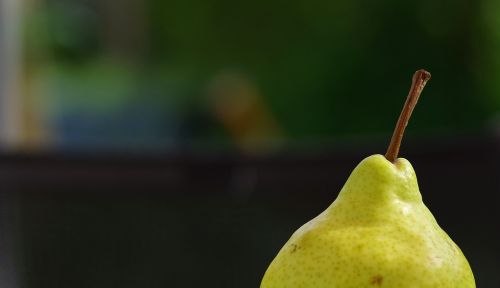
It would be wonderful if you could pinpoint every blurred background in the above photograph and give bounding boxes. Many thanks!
[0,0,499,287]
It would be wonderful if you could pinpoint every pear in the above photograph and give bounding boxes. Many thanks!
[261,70,475,287]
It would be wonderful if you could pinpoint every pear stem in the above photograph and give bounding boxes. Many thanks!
[385,69,431,162]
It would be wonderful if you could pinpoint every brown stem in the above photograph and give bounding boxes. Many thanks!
[385,69,431,162]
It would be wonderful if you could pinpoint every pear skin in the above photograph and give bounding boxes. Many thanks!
[261,155,475,287]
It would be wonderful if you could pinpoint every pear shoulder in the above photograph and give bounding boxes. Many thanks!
[351,155,416,187]
[336,154,422,203]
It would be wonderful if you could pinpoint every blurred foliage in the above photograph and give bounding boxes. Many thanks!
[148,0,497,137]
[23,0,500,151]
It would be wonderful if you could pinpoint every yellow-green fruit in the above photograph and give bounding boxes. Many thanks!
[261,155,475,287]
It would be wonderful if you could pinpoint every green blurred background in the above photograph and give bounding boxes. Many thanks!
[0,0,499,287]
[7,0,499,151]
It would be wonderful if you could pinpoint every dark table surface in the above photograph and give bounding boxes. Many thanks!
[0,134,498,287]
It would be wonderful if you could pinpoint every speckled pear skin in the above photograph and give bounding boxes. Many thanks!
[261,154,475,287]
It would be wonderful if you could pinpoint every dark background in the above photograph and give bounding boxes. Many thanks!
[0,0,499,287]
[0,137,498,287]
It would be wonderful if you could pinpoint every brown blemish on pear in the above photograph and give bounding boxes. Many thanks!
[370,275,383,286]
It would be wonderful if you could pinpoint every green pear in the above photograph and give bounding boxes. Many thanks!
[261,154,475,287]
[261,70,475,287]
